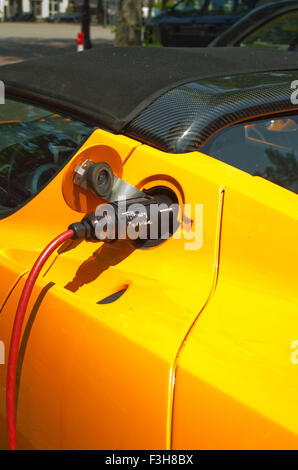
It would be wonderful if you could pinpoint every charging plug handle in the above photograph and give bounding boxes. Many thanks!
[68,189,179,247]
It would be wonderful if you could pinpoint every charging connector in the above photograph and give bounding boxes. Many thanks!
[68,190,179,247]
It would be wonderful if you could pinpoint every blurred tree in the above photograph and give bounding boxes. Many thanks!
[115,0,142,46]
[16,0,22,15]
[97,0,104,24]
[82,0,92,49]
[147,0,154,19]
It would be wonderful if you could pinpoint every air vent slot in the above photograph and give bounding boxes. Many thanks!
[97,286,128,304]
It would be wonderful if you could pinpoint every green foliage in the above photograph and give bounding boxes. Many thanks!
[154,1,174,9]
[130,21,142,33]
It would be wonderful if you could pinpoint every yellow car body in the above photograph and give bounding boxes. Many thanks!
[0,47,298,449]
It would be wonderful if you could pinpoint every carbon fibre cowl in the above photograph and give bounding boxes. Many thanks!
[126,71,298,153]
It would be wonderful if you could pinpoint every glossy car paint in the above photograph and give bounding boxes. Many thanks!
[172,152,298,449]
[0,122,297,449]
[0,128,222,449]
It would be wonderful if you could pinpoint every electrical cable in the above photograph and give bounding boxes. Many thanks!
[6,229,74,450]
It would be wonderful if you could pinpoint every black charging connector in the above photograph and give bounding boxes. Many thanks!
[72,159,180,247]
[68,188,179,247]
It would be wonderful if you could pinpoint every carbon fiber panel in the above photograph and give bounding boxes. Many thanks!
[126,71,298,153]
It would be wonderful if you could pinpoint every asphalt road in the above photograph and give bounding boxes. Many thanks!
[0,22,115,66]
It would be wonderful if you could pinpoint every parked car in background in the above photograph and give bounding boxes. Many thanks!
[210,0,298,49]
[7,12,35,22]
[46,12,81,23]
[144,0,260,46]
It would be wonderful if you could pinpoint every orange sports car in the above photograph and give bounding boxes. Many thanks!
[0,47,298,450]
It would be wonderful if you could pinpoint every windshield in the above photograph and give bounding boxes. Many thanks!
[201,115,298,194]
[0,98,91,219]
[239,9,298,50]
[172,0,253,15]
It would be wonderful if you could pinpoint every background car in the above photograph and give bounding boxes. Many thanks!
[0,47,298,450]
[144,0,260,46]
[211,0,298,49]
[46,12,81,23]
[7,12,36,22]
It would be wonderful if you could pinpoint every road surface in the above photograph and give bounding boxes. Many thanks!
[0,22,115,66]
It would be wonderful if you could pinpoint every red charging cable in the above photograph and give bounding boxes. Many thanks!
[6,229,74,450]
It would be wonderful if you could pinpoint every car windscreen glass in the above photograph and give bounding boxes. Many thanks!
[0,98,91,219]
[172,0,206,15]
[201,115,298,194]
[236,0,256,13]
[172,0,248,15]
[239,10,298,50]
[206,0,251,14]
